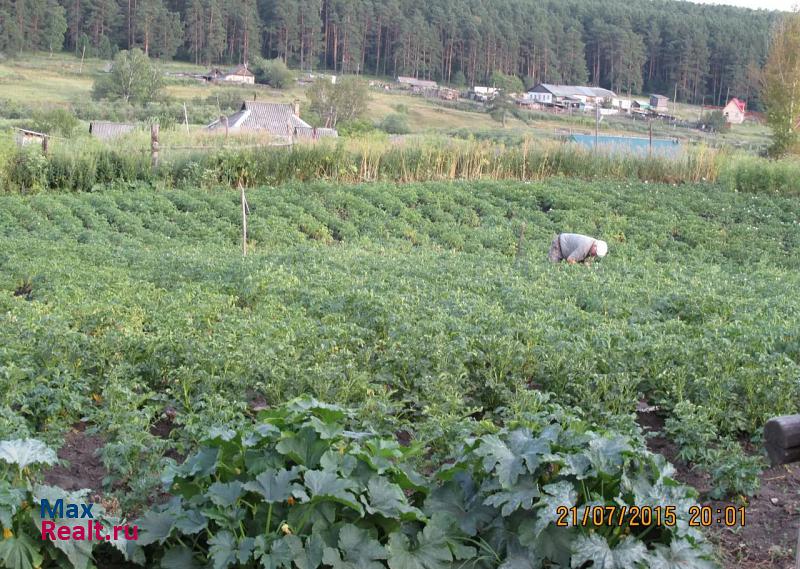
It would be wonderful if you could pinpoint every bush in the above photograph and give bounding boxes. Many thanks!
[252,57,294,89]
[31,108,79,138]
[379,113,411,134]
[337,118,376,136]
[698,110,728,133]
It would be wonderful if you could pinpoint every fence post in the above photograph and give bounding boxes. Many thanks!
[151,123,160,170]
[649,122,653,157]
[41,136,48,156]
[240,181,248,257]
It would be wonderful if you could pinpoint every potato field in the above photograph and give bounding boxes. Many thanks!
[1,179,799,568]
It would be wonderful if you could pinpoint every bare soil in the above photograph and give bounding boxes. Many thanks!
[638,410,800,569]
[43,422,107,494]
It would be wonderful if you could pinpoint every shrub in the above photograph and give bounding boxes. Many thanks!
[337,118,376,136]
[379,114,411,135]
[698,110,728,133]
[30,108,79,138]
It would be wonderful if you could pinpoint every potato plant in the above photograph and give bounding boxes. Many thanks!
[0,178,798,525]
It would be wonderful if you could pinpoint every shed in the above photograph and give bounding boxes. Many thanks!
[89,121,136,141]
[649,94,669,111]
[14,128,47,147]
[397,76,438,89]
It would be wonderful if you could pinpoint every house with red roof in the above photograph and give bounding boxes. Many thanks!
[723,98,746,124]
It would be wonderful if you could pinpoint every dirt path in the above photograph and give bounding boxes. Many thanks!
[638,410,800,569]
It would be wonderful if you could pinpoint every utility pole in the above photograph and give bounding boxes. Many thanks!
[673,82,678,115]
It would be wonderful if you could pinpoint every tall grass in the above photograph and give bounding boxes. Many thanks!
[0,134,797,195]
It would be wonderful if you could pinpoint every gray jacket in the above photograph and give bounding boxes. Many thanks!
[549,233,595,263]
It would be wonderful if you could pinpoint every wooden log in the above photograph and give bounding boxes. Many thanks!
[765,444,800,466]
[765,415,800,465]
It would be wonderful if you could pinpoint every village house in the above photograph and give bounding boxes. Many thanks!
[206,101,337,141]
[89,121,136,141]
[204,64,255,85]
[722,98,746,124]
[525,84,616,108]
[649,94,669,111]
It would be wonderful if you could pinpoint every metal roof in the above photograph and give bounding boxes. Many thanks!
[226,64,254,77]
[207,102,311,136]
[89,121,136,141]
[530,84,616,98]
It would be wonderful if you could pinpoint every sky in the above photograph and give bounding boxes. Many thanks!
[689,0,794,10]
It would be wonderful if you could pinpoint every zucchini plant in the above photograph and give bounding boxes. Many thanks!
[135,398,716,569]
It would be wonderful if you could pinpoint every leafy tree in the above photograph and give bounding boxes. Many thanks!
[41,0,67,55]
[307,76,369,127]
[92,48,165,105]
[762,11,800,156]
[251,56,294,88]
[490,71,524,94]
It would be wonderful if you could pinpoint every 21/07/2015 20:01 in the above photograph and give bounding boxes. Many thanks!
[555,505,746,527]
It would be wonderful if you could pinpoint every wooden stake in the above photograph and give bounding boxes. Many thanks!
[183,103,190,135]
[79,45,86,74]
[515,221,526,266]
[41,136,48,156]
[150,123,160,170]
[240,182,248,256]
